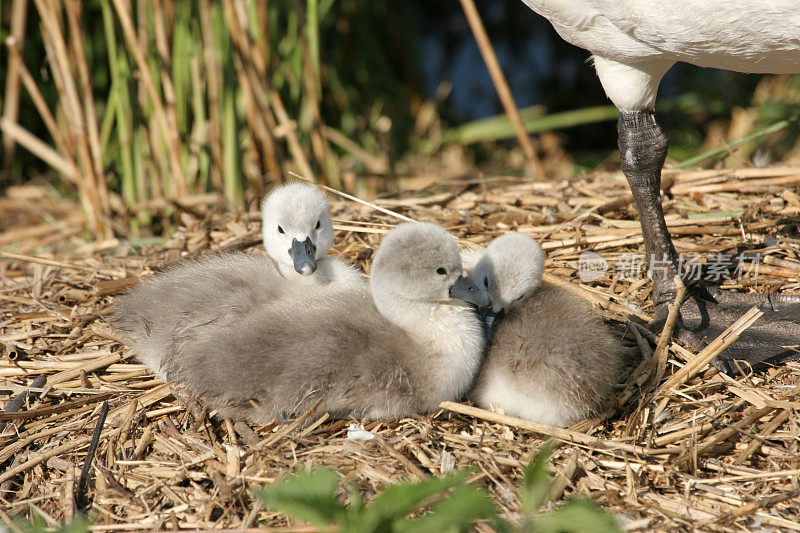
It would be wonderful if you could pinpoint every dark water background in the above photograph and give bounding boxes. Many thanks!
[415,1,769,160]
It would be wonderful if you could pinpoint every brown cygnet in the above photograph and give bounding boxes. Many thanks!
[468,233,625,426]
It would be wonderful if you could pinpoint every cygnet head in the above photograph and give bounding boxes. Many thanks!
[472,233,545,313]
[261,183,334,276]
[371,222,490,311]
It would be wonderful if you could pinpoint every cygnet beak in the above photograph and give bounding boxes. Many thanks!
[478,306,503,328]
[291,237,317,276]
[449,275,490,307]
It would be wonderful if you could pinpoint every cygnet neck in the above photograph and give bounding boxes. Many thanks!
[371,279,434,330]
[371,279,484,401]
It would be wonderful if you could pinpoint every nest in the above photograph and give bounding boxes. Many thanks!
[2,166,800,531]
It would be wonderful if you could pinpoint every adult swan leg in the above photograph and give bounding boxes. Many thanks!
[513,0,800,373]
[618,109,800,374]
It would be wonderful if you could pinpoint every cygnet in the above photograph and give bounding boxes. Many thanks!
[112,183,362,379]
[113,222,490,422]
[468,233,626,427]
[261,182,363,286]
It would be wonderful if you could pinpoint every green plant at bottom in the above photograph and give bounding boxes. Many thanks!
[13,510,91,533]
[257,446,621,533]
[6,449,621,532]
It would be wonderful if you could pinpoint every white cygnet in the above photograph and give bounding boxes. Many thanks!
[261,182,363,286]
[111,183,363,380]
[112,222,490,422]
[468,233,626,427]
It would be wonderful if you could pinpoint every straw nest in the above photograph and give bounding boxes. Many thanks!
[2,166,800,532]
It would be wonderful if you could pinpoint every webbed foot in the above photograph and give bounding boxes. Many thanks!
[653,287,800,374]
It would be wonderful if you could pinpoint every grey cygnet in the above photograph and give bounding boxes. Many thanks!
[469,233,625,426]
[113,222,490,422]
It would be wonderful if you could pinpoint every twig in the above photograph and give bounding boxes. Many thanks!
[288,171,415,222]
[0,434,94,485]
[133,424,154,459]
[651,276,686,385]
[46,352,126,386]
[547,452,578,503]
[74,401,110,511]
[674,406,774,468]
[439,401,678,456]
[0,375,46,432]
[1,251,127,277]
[0,392,112,421]
[374,436,429,480]
[458,0,544,179]
[257,398,324,448]
[713,489,800,524]
[733,408,790,465]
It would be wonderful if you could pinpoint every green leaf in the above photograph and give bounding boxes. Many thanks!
[352,470,472,532]
[520,445,554,517]
[256,468,348,527]
[394,484,498,533]
[16,512,92,533]
[58,514,93,533]
[530,498,622,533]
[371,469,470,518]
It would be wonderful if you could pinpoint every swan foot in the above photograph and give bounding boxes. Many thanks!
[652,287,800,375]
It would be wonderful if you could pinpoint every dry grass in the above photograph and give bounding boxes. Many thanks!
[2,165,800,531]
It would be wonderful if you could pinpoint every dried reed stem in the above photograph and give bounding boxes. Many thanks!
[439,401,677,456]
[0,119,76,181]
[1,251,127,277]
[1,0,29,171]
[223,0,289,182]
[32,0,108,235]
[197,0,225,191]
[6,42,72,158]
[65,0,109,217]
[0,375,46,433]
[651,275,686,385]
[458,0,544,179]
[110,0,187,196]
[289,172,415,222]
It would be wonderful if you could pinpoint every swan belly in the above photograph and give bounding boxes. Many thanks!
[522,0,800,73]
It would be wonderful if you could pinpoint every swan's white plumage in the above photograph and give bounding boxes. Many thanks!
[521,0,800,109]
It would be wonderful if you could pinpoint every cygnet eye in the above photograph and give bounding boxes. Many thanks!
[315,220,321,230]
[278,226,285,234]
[483,276,489,288]
[436,267,447,275]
